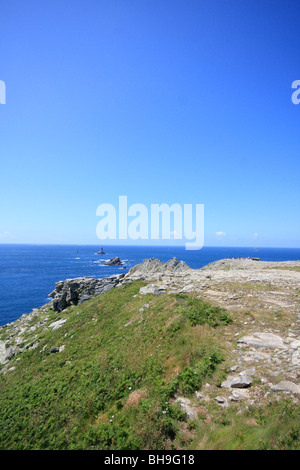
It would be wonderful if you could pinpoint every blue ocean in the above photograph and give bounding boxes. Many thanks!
[0,244,299,326]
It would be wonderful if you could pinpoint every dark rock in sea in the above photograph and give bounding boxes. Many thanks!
[104,257,123,266]
[97,248,105,254]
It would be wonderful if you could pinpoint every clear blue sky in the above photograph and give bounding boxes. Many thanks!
[0,0,299,247]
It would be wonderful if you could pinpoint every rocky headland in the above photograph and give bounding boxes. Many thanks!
[1,256,300,449]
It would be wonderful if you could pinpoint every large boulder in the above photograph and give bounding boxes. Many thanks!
[237,332,285,349]
[271,381,300,394]
[0,341,6,365]
[0,341,18,365]
[221,375,253,389]
[49,274,125,312]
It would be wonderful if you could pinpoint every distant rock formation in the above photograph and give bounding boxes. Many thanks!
[104,257,123,266]
[97,248,105,254]
[125,257,190,280]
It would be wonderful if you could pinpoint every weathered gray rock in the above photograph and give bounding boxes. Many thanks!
[0,341,6,364]
[238,332,285,349]
[139,285,166,295]
[0,363,9,374]
[5,346,16,361]
[215,396,226,403]
[0,341,18,364]
[126,257,190,280]
[19,340,38,353]
[175,397,197,420]
[271,381,300,394]
[49,319,67,331]
[49,274,125,312]
[291,350,300,366]
[229,391,243,401]
[239,368,256,377]
[221,375,253,389]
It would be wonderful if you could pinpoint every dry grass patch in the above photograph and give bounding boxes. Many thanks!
[268,266,300,272]
[125,389,148,409]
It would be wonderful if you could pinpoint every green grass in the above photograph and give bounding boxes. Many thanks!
[191,399,300,450]
[268,266,300,272]
[175,294,232,327]
[0,282,229,450]
[221,282,275,291]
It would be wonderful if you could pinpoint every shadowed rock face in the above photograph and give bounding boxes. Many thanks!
[48,274,125,312]
[48,257,190,312]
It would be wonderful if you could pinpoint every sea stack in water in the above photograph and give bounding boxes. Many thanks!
[97,248,105,254]
[104,257,123,266]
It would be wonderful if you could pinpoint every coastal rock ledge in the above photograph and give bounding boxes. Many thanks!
[49,274,125,312]
[48,257,189,312]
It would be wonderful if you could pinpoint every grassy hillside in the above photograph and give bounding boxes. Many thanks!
[0,280,299,450]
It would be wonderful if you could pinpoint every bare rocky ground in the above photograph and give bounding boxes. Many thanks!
[125,257,300,409]
[1,257,300,412]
